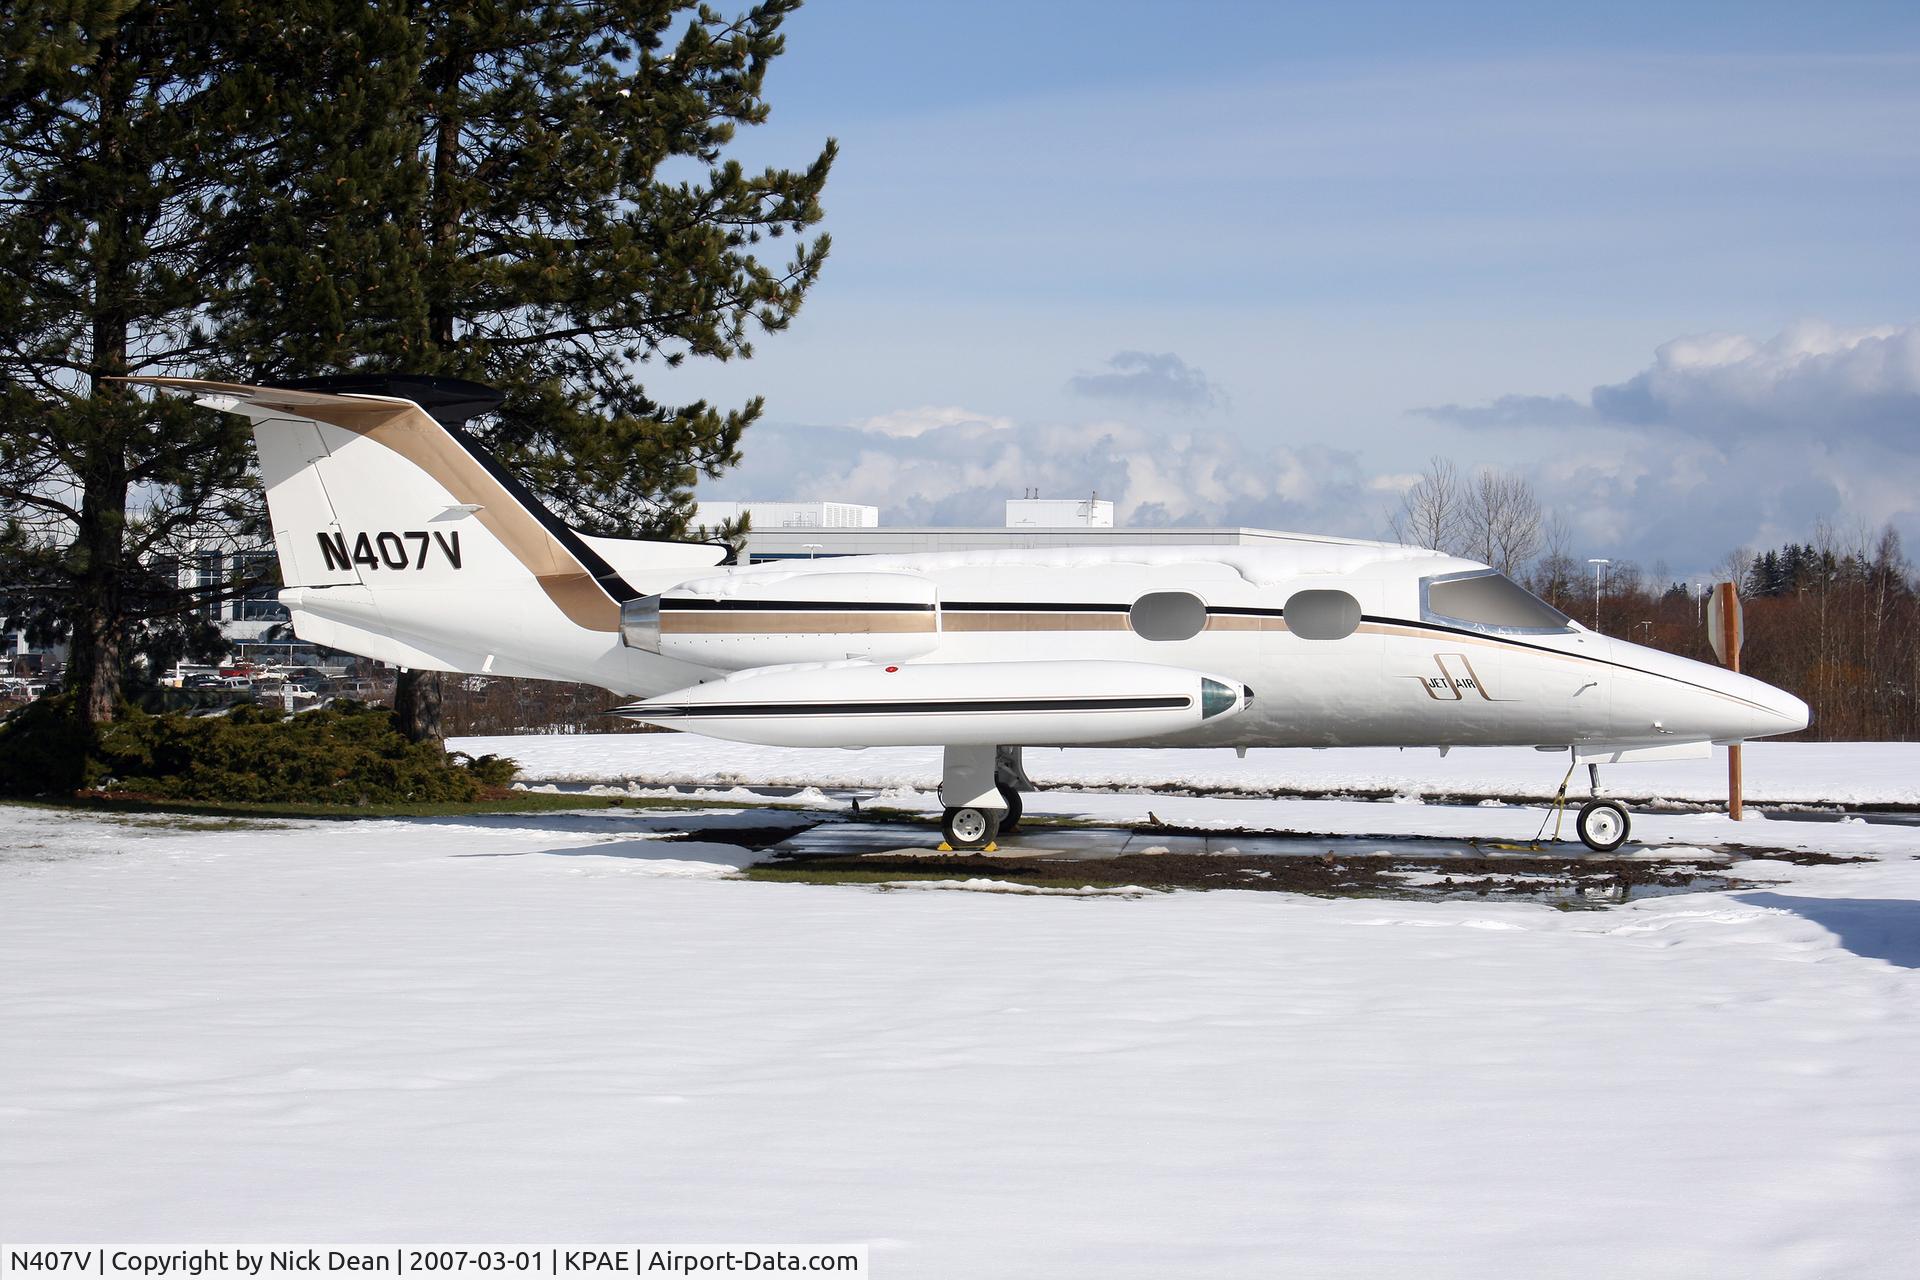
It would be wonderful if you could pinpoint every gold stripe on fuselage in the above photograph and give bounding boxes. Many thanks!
[661,610,937,635]
[940,612,1131,632]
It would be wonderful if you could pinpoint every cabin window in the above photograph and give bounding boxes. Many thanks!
[1423,571,1571,632]
[1286,589,1362,640]
[1129,591,1206,641]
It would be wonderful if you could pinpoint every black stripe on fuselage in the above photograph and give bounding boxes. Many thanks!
[621,694,1193,719]
[941,601,1289,617]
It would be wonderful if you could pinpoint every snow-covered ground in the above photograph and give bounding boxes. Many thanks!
[450,735,1920,807]
[4,792,1919,1277]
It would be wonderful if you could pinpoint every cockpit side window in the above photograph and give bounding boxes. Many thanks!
[1423,571,1571,633]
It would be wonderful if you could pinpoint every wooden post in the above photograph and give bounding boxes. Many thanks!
[1716,583,1744,821]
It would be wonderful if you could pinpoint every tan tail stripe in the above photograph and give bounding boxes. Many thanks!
[123,377,620,633]
[300,402,617,632]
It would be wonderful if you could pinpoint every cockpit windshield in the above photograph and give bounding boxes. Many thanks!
[1423,571,1572,633]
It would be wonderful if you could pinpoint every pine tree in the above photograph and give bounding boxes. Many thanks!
[0,1,279,726]
[1746,550,1782,597]
[225,0,835,741]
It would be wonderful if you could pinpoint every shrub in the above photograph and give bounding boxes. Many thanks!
[0,699,519,804]
[0,694,95,795]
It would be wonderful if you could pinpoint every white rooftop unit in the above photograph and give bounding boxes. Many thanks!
[695,500,879,530]
[1005,496,1114,528]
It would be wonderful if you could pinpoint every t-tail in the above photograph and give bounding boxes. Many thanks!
[122,375,726,692]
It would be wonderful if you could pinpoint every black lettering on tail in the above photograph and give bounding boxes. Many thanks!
[317,531,352,572]
[432,531,463,569]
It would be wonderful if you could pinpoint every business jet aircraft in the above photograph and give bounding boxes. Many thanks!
[128,374,1810,852]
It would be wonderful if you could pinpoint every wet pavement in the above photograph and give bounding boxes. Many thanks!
[770,820,1727,862]
[751,819,1790,906]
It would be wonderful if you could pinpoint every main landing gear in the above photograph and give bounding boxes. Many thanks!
[938,745,1032,851]
[1571,761,1632,853]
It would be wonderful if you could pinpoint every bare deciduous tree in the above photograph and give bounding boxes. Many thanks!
[1462,467,1543,574]
[1716,546,1755,593]
[1388,456,1463,552]
[1525,512,1584,612]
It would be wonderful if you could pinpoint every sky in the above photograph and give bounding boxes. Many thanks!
[650,0,1920,576]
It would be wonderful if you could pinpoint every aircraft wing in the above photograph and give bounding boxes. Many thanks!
[611,659,1253,747]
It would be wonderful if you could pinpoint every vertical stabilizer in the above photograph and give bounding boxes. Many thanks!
[118,377,724,687]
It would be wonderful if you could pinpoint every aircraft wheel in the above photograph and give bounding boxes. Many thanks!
[997,785,1024,833]
[1575,799,1631,853]
[942,805,1001,851]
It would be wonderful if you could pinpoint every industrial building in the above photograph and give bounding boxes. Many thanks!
[713,494,1319,563]
[693,499,878,530]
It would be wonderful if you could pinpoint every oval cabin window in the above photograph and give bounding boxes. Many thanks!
[1129,591,1206,641]
[1286,589,1361,640]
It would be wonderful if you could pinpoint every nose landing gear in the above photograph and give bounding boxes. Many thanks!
[1520,757,1635,852]
[1575,797,1631,852]
[1571,760,1632,852]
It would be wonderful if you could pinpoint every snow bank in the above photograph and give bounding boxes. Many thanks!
[4,800,1919,1277]
[451,735,1920,807]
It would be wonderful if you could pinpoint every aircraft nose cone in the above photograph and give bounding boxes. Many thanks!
[1719,669,1809,739]
[1605,638,1808,742]
[1760,683,1811,734]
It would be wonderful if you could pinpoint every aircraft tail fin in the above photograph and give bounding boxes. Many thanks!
[118,376,725,675]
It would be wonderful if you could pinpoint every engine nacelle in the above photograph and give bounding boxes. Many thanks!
[610,658,1254,748]
[621,571,941,671]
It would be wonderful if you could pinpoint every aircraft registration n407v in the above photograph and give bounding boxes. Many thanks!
[125,374,1810,852]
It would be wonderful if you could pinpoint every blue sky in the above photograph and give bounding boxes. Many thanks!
[656,1,1920,574]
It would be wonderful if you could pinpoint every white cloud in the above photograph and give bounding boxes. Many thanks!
[1420,320,1920,444]
[707,412,1378,535]
[703,322,1920,575]
[849,406,1014,438]
[1367,472,1423,494]
[1587,320,1920,441]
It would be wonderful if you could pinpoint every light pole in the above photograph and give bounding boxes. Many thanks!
[1587,558,1610,631]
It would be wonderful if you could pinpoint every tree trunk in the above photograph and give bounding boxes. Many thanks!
[388,41,466,749]
[69,32,131,728]
[67,456,128,726]
[394,668,444,744]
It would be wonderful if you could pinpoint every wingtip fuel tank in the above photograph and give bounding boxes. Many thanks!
[611,659,1253,748]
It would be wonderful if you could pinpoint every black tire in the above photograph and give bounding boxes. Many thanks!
[1576,799,1631,852]
[997,784,1023,833]
[942,805,1001,851]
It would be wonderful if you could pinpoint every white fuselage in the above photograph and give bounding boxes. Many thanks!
[137,376,1808,760]
[607,539,1808,751]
